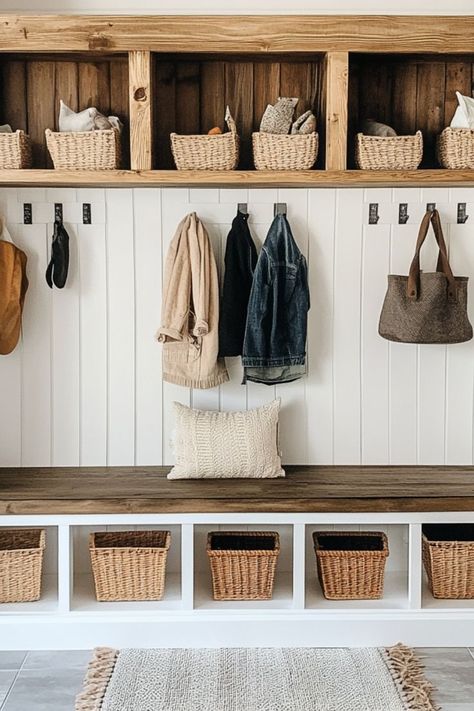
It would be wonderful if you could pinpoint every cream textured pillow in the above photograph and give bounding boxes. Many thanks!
[168,399,285,479]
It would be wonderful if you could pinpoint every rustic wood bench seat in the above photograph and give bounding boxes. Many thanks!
[1,465,474,514]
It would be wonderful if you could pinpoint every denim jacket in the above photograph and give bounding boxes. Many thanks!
[242,214,310,384]
[219,211,258,357]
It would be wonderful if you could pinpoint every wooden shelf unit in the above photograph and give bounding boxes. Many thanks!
[1,15,474,184]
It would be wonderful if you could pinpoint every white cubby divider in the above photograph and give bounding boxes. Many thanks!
[1,513,474,649]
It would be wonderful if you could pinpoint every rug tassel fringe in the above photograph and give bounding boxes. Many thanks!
[383,643,441,711]
[75,647,118,711]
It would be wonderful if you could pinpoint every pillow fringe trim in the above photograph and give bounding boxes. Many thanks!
[382,643,440,711]
[75,647,119,711]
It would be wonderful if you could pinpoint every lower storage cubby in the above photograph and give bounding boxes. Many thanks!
[70,524,182,611]
[0,526,58,613]
[193,524,294,610]
[422,523,474,609]
[305,524,410,610]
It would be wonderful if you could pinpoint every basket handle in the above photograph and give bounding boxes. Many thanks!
[225,106,237,135]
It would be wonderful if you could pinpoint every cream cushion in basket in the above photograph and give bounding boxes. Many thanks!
[168,399,285,479]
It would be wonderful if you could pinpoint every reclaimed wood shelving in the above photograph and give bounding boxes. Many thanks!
[1,14,474,186]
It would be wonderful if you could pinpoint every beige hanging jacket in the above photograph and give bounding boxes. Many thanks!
[156,212,229,389]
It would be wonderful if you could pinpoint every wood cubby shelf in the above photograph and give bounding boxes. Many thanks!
[1,15,474,184]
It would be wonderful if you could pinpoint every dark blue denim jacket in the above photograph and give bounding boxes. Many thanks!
[242,214,309,372]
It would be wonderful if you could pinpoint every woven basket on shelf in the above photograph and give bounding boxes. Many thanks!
[90,530,171,602]
[252,132,318,170]
[355,130,423,170]
[422,524,474,599]
[0,529,45,603]
[0,130,32,169]
[313,531,389,600]
[171,108,239,170]
[45,128,121,170]
[207,531,280,601]
[437,127,474,169]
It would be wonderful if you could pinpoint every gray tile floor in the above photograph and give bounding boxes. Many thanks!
[0,648,473,710]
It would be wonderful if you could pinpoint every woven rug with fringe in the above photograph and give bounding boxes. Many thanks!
[76,644,439,711]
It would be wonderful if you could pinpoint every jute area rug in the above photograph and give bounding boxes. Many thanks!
[76,644,438,711]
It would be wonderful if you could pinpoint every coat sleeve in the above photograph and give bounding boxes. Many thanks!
[188,215,215,337]
[156,215,192,342]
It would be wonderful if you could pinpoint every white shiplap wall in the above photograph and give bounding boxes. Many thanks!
[1,186,474,468]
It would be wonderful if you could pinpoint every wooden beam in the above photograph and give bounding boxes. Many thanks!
[323,52,348,171]
[2,15,474,53]
[129,50,153,170]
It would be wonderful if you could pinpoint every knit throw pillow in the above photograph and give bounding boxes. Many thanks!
[168,399,285,479]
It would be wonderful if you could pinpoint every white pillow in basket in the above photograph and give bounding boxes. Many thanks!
[168,399,285,479]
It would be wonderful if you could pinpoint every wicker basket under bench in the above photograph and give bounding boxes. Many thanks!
[423,524,474,599]
[313,531,389,600]
[207,531,280,601]
[90,530,171,601]
[0,529,45,603]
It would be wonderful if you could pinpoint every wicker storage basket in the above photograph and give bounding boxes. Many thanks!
[0,529,45,603]
[437,127,474,169]
[0,130,32,169]
[423,524,474,599]
[313,531,389,600]
[45,128,121,170]
[171,108,239,170]
[207,531,280,601]
[355,130,423,170]
[252,132,318,170]
[90,530,171,602]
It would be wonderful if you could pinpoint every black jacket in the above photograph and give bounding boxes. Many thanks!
[219,211,258,357]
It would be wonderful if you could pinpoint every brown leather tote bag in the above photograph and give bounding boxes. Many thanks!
[379,209,472,344]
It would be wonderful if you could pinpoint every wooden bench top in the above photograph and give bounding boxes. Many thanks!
[1,466,474,514]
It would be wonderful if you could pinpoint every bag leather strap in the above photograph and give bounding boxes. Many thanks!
[407,209,457,302]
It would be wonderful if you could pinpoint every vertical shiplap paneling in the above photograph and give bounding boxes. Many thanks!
[306,189,335,464]
[276,188,308,464]
[161,188,191,465]
[389,222,418,464]
[2,186,474,468]
[134,188,163,465]
[14,223,52,466]
[106,189,135,465]
[360,190,391,464]
[77,189,107,466]
[417,201,450,465]
[332,189,364,463]
[388,190,421,464]
[50,190,81,466]
[444,198,474,464]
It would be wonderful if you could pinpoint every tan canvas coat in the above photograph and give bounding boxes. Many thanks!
[156,212,228,389]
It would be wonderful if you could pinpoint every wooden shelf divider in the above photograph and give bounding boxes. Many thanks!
[129,50,153,171]
[322,51,349,171]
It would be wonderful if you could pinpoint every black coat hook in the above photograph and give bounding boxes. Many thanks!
[398,203,409,225]
[237,203,248,215]
[457,203,469,224]
[368,203,379,225]
[274,203,287,216]
[54,203,63,222]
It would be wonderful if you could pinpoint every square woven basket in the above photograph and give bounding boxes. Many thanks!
[423,524,474,599]
[90,530,171,602]
[355,131,423,170]
[0,130,32,169]
[313,531,389,600]
[45,128,121,170]
[252,132,318,170]
[0,529,45,603]
[207,531,280,601]
[437,127,474,169]
[171,110,239,170]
